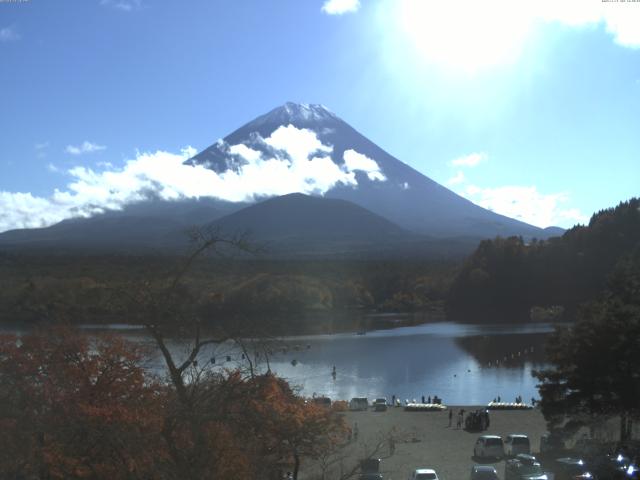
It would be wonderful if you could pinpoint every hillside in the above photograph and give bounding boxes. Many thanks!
[446,198,640,322]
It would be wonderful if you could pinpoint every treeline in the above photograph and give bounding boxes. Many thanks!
[446,198,640,322]
[0,253,455,330]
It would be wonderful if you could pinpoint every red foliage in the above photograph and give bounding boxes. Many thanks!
[0,328,346,479]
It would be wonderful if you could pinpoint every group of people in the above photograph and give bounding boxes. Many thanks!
[491,395,536,405]
[389,394,442,406]
[420,394,441,404]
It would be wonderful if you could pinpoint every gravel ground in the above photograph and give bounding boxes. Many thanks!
[301,405,548,480]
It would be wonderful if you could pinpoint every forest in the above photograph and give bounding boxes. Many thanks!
[1,197,638,330]
[0,251,453,333]
[446,198,640,322]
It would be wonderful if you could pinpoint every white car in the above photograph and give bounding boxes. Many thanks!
[474,435,505,459]
[504,434,531,456]
[408,468,439,480]
[372,398,388,412]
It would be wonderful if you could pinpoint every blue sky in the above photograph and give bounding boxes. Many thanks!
[1,0,639,231]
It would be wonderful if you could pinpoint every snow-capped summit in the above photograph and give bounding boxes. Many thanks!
[232,102,339,137]
[256,102,337,125]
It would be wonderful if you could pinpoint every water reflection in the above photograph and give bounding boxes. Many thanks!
[3,321,557,406]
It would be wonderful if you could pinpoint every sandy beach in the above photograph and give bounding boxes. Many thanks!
[302,405,548,480]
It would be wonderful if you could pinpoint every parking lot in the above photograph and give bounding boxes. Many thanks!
[301,405,549,480]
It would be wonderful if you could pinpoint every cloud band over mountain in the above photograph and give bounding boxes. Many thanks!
[0,126,385,233]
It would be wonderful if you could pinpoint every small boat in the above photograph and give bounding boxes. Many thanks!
[404,403,448,412]
[486,402,533,410]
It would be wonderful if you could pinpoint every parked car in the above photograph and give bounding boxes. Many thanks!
[540,432,565,455]
[504,454,547,480]
[372,398,388,412]
[408,468,439,480]
[572,437,601,457]
[474,435,505,459]
[360,458,381,474]
[505,434,531,456]
[548,457,594,480]
[312,396,331,408]
[470,465,499,480]
[590,454,639,479]
[350,397,369,411]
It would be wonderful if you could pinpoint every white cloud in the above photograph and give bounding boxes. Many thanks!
[462,184,588,228]
[450,152,487,168]
[447,170,466,185]
[100,0,142,12]
[65,141,107,155]
[35,142,49,159]
[322,0,360,15]
[444,151,586,228]
[343,149,386,181]
[393,0,640,73]
[47,163,60,173]
[0,26,20,42]
[0,126,387,233]
[533,0,640,49]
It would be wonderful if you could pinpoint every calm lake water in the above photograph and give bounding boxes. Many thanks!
[59,320,555,406]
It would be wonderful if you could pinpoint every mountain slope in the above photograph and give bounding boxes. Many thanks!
[188,102,557,239]
[0,198,245,253]
[209,193,485,258]
[211,192,406,241]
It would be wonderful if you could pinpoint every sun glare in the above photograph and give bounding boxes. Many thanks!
[398,0,533,73]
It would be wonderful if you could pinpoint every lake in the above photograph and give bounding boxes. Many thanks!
[85,320,556,406]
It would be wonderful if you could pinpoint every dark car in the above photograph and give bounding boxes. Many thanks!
[312,396,332,408]
[471,465,499,480]
[540,432,565,455]
[360,458,381,474]
[590,454,639,479]
[549,457,594,480]
[504,454,548,480]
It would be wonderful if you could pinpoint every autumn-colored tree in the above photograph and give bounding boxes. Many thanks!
[0,326,165,480]
[232,374,348,479]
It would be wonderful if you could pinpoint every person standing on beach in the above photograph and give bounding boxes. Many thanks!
[353,422,359,440]
[448,409,453,427]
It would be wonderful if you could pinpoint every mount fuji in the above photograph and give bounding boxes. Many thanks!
[0,102,560,255]
[187,102,552,239]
